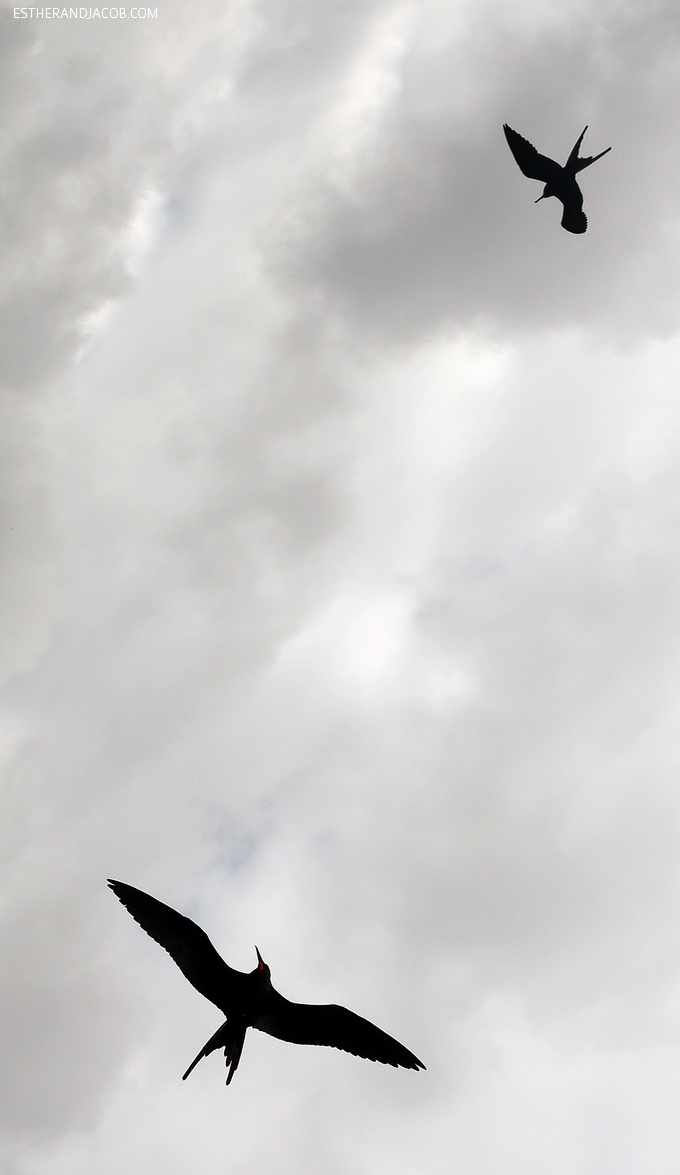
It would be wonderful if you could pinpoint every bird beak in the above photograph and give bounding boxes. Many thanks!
[255,946,264,970]
[535,194,546,203]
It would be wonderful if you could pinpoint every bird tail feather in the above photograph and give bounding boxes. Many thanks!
[225,1029,246,1085]
[573,146,612,173]
[182,1020,233,1081]
[566,126,589,169]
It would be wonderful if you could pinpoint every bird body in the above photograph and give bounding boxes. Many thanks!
[108,879,425,1085]
[503,123,611,233]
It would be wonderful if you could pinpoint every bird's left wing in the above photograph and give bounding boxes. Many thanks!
[503,124,561,183]
[254,994,425,1070]
[108,880,247,1015]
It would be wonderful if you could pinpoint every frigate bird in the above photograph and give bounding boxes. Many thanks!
[503,123,611,233]
[108,880,425,1085]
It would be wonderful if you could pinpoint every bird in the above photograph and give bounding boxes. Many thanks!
[108,879,425,1086]
[503,123,611,233]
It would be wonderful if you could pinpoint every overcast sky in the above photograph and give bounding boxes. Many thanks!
[2,0,680,1171]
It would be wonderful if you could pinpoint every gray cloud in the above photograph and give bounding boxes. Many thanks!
[2,1,680,1172]
[278,0,680,345]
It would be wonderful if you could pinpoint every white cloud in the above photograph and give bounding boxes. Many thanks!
[2,1,680,1172]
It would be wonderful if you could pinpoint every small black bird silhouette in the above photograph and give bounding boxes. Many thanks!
[108,880,425,1085]
[503,124,611,233]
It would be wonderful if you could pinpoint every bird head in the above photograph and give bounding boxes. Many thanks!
[254,946,271,982]
[535,185,552,202]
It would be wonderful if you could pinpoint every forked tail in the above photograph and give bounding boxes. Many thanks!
[182,1020,248,1085]
[574,144,611,173]
[566,125,612,174]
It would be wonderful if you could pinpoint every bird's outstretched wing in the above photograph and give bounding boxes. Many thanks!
[560,204,588,234]
[108,880,247,1015]
[254,995,426,1070]
[503,124,561,183]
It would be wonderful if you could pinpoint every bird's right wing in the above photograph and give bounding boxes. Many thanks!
[254,994,425,1070]
[560,204,588,234]
[108,880,247,1015]
[503,125,561,183]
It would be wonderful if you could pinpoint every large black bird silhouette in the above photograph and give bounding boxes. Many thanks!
[503,124,611,233]
[108,880,425,1085]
